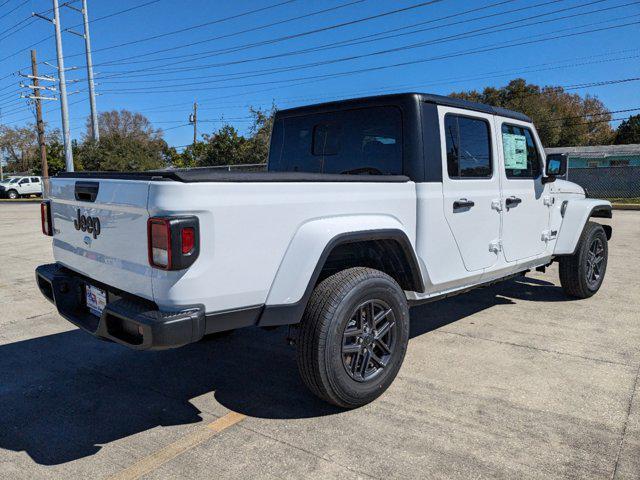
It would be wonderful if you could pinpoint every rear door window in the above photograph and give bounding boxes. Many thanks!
[31,177,40,183]
[270,106,403,175]
[444,114,492,179]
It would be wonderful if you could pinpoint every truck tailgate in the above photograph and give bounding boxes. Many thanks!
[48,178,153,300]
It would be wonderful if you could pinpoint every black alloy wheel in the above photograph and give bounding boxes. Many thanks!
[341,299,397,382]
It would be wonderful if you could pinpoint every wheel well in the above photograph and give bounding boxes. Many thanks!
[317,238,423,293]
[599,224,612,240]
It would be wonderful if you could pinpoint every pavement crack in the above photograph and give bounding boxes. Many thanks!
[436,330,633,368]
[611,363,640,479]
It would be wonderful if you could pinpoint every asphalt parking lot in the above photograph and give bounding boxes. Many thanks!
[0,202,638,479]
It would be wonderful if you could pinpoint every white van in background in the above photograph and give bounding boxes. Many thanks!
[0,176,43,199]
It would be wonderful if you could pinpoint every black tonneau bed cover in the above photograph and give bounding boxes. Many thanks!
[55,170,410,183]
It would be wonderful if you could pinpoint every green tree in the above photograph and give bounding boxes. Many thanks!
[450,79,614,147]
[0,124,38,173]
[614,115,640,144]
[75,110,170,171]
[198,125,247,167]
[241,105,275,165]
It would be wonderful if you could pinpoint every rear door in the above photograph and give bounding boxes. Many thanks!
[30,177,42,194]
[439,107,501,272]
[48,178,153,300]
[495,118,551,262]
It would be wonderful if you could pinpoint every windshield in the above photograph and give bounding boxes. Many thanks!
[8,178,19,184]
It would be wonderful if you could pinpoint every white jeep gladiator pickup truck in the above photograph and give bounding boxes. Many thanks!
[36,93,612,408]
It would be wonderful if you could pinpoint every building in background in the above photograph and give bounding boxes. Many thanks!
[545,144,640,200]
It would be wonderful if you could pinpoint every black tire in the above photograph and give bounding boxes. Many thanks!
[7,190,18,200]
[296,267,410,408]
[559,221,608,299]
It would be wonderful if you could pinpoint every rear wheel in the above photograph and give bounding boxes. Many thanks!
[559,221,608,299]
[296,267,409,408]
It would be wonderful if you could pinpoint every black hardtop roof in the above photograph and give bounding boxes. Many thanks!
[277,92,532,123]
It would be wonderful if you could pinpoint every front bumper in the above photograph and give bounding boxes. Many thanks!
[35,263,205,350]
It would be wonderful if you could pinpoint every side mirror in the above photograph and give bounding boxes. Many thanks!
[543,153,567,183]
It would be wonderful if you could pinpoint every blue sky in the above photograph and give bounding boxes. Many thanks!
[1,0,639,149]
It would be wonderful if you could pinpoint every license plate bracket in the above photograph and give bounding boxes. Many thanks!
[85,284,107,317]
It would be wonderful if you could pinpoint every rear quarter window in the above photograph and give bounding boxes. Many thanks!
[269,106,403,175]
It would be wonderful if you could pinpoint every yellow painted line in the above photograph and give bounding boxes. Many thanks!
[107,411,246,480]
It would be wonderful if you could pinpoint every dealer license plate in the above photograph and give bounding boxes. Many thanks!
[86,284,107,317]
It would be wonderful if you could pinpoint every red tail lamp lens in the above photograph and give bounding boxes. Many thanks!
[181,227,195,254]
[41,201,52,236]
[148,219,171,269]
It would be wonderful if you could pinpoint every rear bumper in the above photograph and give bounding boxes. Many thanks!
[35,263,206,350]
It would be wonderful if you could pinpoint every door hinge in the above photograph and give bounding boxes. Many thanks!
[489,240,503,253]
[543,196,555,207]
[491,199,503,212]
[541,229,558,242]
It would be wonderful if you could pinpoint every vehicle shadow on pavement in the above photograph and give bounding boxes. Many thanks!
[0,276,566,465]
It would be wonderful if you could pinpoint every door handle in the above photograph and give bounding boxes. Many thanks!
[453,199,475,210]
[505,196,522,208]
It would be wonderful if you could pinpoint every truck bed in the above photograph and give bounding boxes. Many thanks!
[56,169,410,183]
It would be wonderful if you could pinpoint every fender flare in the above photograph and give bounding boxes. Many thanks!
[554,199,612,255]
[258,223,423,327]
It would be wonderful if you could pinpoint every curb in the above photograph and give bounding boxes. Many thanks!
[612,204,640,211]
[0,198,42,204]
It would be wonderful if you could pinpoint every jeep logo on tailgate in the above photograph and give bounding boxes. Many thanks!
[74,209,101,239]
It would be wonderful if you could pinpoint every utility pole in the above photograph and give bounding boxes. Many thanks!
[64,0,99,141]
[42,0,74,172]
[189,101,198,146]
[30,50,49,178]
[18,55,57,178]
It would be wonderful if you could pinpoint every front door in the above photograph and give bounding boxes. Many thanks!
[495,119,550,262]
[18,177,31,194]
[439,107,501,272]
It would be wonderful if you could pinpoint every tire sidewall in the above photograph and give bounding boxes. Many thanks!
[324,275,409,405]
[578,224,608,295]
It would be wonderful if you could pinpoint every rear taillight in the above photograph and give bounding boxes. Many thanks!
[41,201,53,236]
[148,218,171,269]
[147,216,199,270]
[181,227,195,254]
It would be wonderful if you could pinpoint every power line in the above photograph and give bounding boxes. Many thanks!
[97,0,519,71]
[98,17,640,95]
[92,0,442,70]
[45,0,364,62]
[0,0,158,68]
[0,0,28,22]
[95,0,633,86]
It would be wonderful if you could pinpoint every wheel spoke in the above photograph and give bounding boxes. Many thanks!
[373,308,392,326]
[343,343,361,354]
[359,349,371,377]
[369,350,387,368]
[366,302,375,329]
[343,328,363,338]
[375,320,395,340]
[587,264,594,281]
[351,350,362,374]
[375,338,392,355]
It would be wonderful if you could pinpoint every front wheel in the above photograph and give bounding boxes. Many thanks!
[7,190,19,200]
[296,267,410,408]
[559,221,608,299]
